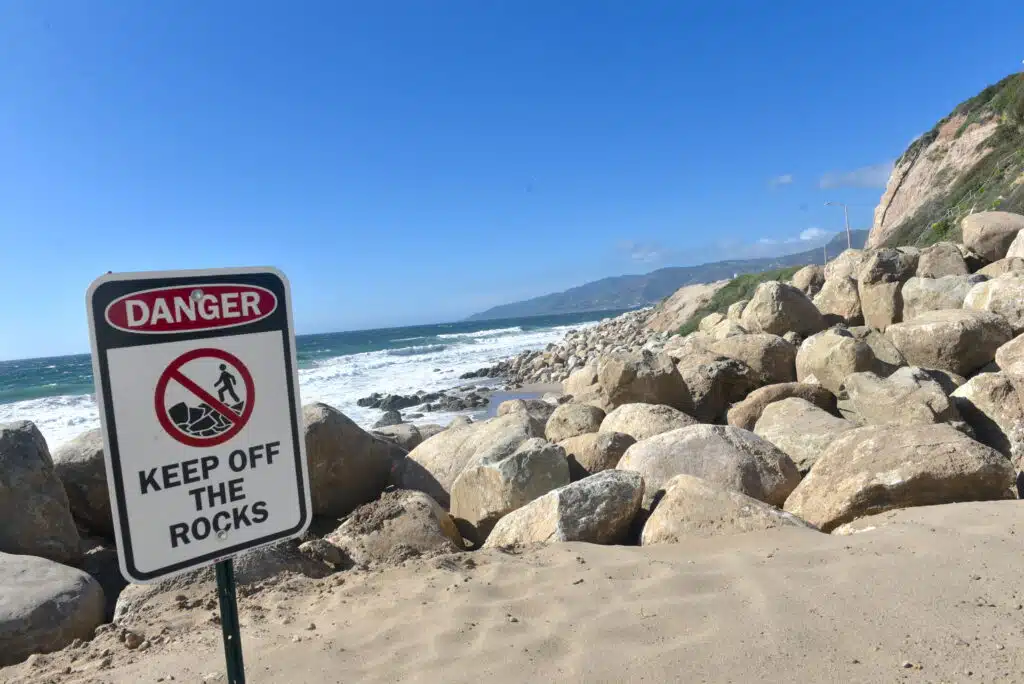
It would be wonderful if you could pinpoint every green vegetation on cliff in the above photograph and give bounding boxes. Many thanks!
[676,265,803,336]
[885,73,1024,248]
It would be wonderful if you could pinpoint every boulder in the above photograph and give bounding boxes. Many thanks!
[812,276,863,326]
[842,366,962,429]
[303,403,406,518]
[739,281,826,337]
[496,398,556,425]
[372,423,443,452]
[597,351,692,413]
[782,331,803,346]
[795,328,879,395]
[783,423,1015,532]
[963,273,1024,334]
[753,398,856,473]
[544,403,605,443]
[846,326,906,374]
[674,349,760,423]
[326,490,464,566]
[995,335,1024,370]
[705,319,748,340]
[372,410,404,428]
[916,241,969,277]
[961,211,1024,262]
[400,411,542,508]
[952,373,1024,463]
[977,257,1024,278]
[900,275,980,321]
[640,474,815,545]
[727,299,749,322]
[727,382,839,431]
[791,265,826,297]
[0,421,81,564]
[616,424,800,508]
[600,403,699,441]
[79,537,126,622]
[450,438,570,545]
[884,309,1013,377]
[707,333,797,385]
[0,552,105,666]
[856,248,918,330]
[698,312,726,332]
[824,249,866,281]
[558,431,635,480]
[563,364,599,398]
[448,416,474,429]
[482,470,644,548]
[51,428,112,539]
[1007,230,1024,259]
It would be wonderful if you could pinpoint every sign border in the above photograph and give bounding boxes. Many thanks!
[87,266,311,584]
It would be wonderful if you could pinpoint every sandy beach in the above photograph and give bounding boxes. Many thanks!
[8,500,1024,684]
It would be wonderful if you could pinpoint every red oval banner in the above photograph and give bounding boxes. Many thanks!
[104,284,278,334]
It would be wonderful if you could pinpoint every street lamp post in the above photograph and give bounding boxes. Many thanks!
[825,201,852,250]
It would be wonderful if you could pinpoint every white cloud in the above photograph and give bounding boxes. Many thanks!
[819,161,894,189]
[799,227,828,241]
[769,174,794,188]
[617,240,668,263]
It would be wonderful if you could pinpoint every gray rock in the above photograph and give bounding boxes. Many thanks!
[784,423,1015,532]
[842,366,963,429]
[900,275,977,321]
[916,241,969,278]
[51,428,112,539]
[558,431,636,481]
[496,398,557,425]
[640,474,815,545]
[674,349,760,423]
[617,424,800,508]
[885,309,1014,377]
[482,470,644,548]
[544,403,605,443]
[80,537,126,622]
[0,552,105,666]
[995,335,1024,370]
[791,265,826,297]
[0,421,81,564]
[977,257,1024,278]
[856,248,918,330]
[824,249,867,281]
[372,410,404,428]
[727,382,838,431]
[962,211,1024,262]
[600,403,699,441]
[753,397,856,473]
[597,350,692,413]
[812,276,863,326]
[795,328,879,395]
[707,333,797,385]
[963,273,1024,334]
[372,423,438,452]
[846,326,906,375]
[951,373,1024,464]
[740,281,826,337]
[303,403,406,518]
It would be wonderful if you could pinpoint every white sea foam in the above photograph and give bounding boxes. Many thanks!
[0,321,598,452]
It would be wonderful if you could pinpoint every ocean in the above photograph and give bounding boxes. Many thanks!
[0,309,631,452]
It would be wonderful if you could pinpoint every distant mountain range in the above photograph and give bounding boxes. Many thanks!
[467,230,868,321]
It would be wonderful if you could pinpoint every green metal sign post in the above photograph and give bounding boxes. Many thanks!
[216,559,246,684]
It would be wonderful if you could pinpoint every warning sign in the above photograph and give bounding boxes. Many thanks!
[86,268,311,583]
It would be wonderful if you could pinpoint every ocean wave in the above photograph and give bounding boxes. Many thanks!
[392,336,426,342]
[436,326,523,340]
[386,344,449,357]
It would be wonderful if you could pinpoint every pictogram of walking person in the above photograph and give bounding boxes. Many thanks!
[215,364,242,405]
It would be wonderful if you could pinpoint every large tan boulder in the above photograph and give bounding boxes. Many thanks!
[544,403,604,443]
[698,312,726,332]
[705,319,748,340]
[707,333,797,385]
[640,475,815,545]
[558,431,635,480]
[916,241,969,277]
[450,438,570,545]
[1007,230,1024,259]
[727,299,749,322]
[497,398,557,424]
[951,373,1024,463]
[401,411,542,508]
[963,273,1024,334]
[0,553,106,666]
[372,423,444,452]
[645,280,728,332]
[812,276,863,326]
[599,403,698,441]
[326,490,464,566]
[51,428,112,539]
[962,211,1024,262]
[0,422,81,565]
[783,423,1015,532]
[824,249,866,281]
[674,349,760,423]
[791,265,825,297]
[847,326,906,374]
[977,257,1024,278]
[900,275,979,321]
[482,470,644,548]
[617,424,800,507]
[597,350,692,413]
[304,403,407,518]
[884,309,1013,377]
[740,281,826,336]
[795,328,879,395]
[753,398,856,473]
[856,248,918,330]
[563,363,599,397]
[842,366,963,428]
[727,382,838,431]
[995,335,1024,370]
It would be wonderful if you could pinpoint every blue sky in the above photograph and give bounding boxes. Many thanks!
[2,1,1022,360]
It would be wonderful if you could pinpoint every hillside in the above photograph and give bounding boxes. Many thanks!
[468,230,868,321]
[869,72,1024,247]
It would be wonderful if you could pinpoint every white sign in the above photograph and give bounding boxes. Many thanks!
[87,268,311,583]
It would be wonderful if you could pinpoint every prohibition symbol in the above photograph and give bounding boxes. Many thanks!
[155,348,256,447]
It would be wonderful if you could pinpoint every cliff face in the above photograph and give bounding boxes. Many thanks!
[868,73,1024,248]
